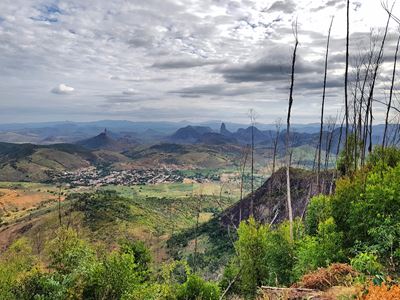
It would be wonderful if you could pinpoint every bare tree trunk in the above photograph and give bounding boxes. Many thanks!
[366,3,393,154]
[344,0,350,173]
[325,118,336,170]
[383,34,400,150]
[286,23,298,242]
[317,18,333,191]
[249,109,256,217]
[272,119,282,174]
[193,194,202,273]
[360,41,375,166]
[352,66,361,172]
[239,146,249,222]
[58,185,62,227]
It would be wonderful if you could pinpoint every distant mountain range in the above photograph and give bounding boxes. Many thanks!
[0,120,326,145]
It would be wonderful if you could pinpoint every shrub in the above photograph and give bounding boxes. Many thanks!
[176,274,220,300]
[367,147,400,169]
[0,238,36,300]
[120,240,152,275]
[305,195,332,236]
[351,252,383,276]
[294,218,344,279]
[88,249,141,300]
[45,227,95,275]
[235,218,269,296]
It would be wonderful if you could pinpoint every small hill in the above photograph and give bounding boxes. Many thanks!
[232,126,269,144]
[0,142,95,182]
[221,168,334,227]
[76,130,127,151]
[123,143,242,169]
[169,126,213,143]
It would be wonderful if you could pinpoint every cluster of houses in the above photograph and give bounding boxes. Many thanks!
[50,167,185,187]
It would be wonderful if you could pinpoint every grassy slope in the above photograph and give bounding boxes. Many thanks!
[0,182,240,270]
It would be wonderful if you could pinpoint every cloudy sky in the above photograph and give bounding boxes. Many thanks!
[1,0,400,124]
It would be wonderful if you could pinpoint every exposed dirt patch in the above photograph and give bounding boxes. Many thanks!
[0,188,58,211]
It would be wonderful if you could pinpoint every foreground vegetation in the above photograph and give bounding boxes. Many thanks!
[1,148,400,299]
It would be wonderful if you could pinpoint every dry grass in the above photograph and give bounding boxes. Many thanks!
[295,263,357,291]
[359,282,400,300]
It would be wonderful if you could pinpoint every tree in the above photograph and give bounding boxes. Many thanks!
[286,21,299,241]
[344,0,350,173]
[317,17,334,191]
[248,108,256,217]
[382,33,400,150]
[235,218,269,296]
[272,118,282,174]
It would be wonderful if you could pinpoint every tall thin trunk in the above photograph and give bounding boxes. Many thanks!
[239,146,249,222]
[344,0,350,173]
[352,66,361,171]
[249,109,255,217]
[286,24,298,242]
[272,120,281,174]
[317,18,333,191]
[360,48,373,167]
[383,34,400,149]
[58,185,62,227]
[193,194,201,273]
[366,4,393,154]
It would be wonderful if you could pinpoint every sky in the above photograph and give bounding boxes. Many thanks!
[1,0,400,124]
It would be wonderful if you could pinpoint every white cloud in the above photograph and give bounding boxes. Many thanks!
[122,88,137,95]
[0,0,398,123]
[51,83,75,95]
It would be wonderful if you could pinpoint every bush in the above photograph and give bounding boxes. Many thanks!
[305,195,332,236]
[0,238,36,300]
[46,227,95,275]
[120,240,152,274]
[235,218,269,296]
[176,274,220,300]
[367,147,400,169]
[294,218,344,279]
[231,218,298,296]
[90,250,141,300]
[351,252,383,276]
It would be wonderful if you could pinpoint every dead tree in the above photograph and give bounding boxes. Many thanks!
[58,185,62,226]
[193,192,202,273]
[272,118,282,174]
[361,34,378,166]
[286,22,299,242]
[383,33,400,149]
[324,117,337,171]
[365,2,394,155]
[238,145,250,222]
[344,0,350,173]
[249,109,256,217]
[317,17,334,191]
